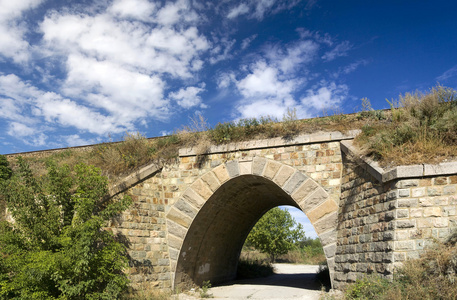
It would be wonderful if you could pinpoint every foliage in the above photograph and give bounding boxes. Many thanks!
[237,256,274,279]
[199,280,212,298]
[245,207,305,262]
[356,85,457,166]
[0,156,131,300]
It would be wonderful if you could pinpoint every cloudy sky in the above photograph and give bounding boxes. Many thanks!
[1,0,456,237]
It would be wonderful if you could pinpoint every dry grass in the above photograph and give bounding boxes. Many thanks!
[355,85,457,167]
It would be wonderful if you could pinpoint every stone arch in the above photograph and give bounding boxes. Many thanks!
[166,157,338,289]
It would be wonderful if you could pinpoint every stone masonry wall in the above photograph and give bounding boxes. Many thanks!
[392,175,457,267]
[334,155,395,289]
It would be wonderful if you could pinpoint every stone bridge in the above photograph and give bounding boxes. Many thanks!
[6,130,457,291]
[103,130,457,291]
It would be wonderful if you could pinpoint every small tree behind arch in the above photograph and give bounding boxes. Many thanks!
[245,207,305,262]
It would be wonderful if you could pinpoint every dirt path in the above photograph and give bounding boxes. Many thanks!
[176,264,325,300]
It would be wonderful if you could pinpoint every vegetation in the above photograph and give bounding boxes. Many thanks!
[338,230,457,300]
[237,258,275,279]
[245,207,306,262]
[0,155,131,299]
[356,85,457,166]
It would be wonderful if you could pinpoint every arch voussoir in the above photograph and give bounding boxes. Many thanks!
[262,160,281,179]
[212,164,230,183]
[167,207,193,228]
[283,171,308,195]
[272,165,296,187]
[200,171,221,192]
[190,179,213,201]
[252,157,267,175]
[182,188,206,209]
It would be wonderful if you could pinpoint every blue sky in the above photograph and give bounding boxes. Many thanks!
[1,0,457,237]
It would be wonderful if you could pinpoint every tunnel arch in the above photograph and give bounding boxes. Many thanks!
[165,157,338,289]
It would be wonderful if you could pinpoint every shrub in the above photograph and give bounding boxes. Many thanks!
[0,156,131,299]
[356,85,457,166]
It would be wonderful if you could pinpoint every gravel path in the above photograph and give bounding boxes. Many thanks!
[176,264,325,300]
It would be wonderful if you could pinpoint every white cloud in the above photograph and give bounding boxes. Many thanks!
[241,34,257,50]
[332,59,369,78]
[63,54,167,120]
[62,134,99,147]
[155,0,198,26]
[226,0,301,21]
[35,92,127,135]
[169,84,206,109]
[322,41,352,61]
[7,122,36,137]
[209,38,236,64]
[0,0,43,63]
[300,82,349,111]
[227,3,250,19]
[266,40,319,74]
[109,0,157,21]
[437,65,457,82]
[237,61,296,98]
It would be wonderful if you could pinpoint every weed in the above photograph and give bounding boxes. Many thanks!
[199,280,212,298]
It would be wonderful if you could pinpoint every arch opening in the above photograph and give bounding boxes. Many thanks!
[173,174,330,290]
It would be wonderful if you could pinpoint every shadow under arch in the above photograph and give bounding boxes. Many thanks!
[166,158,338,290]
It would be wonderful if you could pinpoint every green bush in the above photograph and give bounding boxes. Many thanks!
[0,156,131,299]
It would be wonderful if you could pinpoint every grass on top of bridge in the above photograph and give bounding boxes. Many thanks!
[7,84,457,184]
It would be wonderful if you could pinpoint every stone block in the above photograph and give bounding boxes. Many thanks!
[314,211,337,234]
[412,187,426,197]
[397,198,417,207]
[324,243,337,258]
[167,220,187,239]
[273,165,295,187]
[443,185,457,195]
[201,171,221,192]
[212,164,230,183]
[239,161,252,175]
[174,198,198,219]
[396,209,409,219]
[191,179,213,201]
[166,207,192,228]
[419,198,433,207]
[252,157,267,176]
[225,160,240,178]
[396,219,415,228]
[298,187,328,212]
[395,240,414,251]
[307,199,338,223]
[423,207,441,217]
[319,230,337,245]
[283,171,307,194]
[263,160,282,179]
[395,179,419,188]
[434,217,449,228]
[398,189,410,197]
[167,234,183,250]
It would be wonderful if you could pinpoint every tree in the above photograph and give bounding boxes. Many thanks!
[0,156,131,300]
[245,207,305,262]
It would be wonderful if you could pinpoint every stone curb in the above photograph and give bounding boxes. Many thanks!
[108,163,161,197]
[340,140,457,182]
[179,130,360,157]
